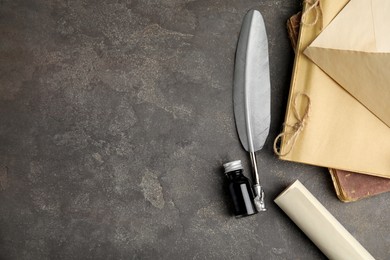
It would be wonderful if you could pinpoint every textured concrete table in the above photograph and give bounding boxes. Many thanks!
[0,0,389,259]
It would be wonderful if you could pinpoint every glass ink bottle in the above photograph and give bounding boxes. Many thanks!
[223,160,257,217]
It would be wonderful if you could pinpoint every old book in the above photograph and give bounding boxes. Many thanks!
[286,12,301,52]
[329,169,390,202]
[286,11,390,201]
[276,0,390,178]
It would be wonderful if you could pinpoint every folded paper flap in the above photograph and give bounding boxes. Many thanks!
[308,0,390,52]
[305,47,390,126]
[305,0,390,127]
[372,0,390,51]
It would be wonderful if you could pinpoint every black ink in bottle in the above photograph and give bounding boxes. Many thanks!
[224,160,257,217]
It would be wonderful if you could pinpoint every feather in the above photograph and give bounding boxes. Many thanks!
[233,9,271,211]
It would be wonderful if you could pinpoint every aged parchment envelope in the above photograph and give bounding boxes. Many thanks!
[305,0,390,127]
[278,0,390,178]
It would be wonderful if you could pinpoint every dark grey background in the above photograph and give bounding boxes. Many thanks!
[0,0,389,259]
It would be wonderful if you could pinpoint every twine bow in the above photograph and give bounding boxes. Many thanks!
[301,0,323,28]
[273,93,311,156]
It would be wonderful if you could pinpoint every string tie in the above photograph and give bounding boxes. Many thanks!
[301,0,323,28]
[274,93,311,156]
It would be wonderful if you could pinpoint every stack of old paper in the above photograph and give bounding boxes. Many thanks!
[277,0,390,180]
[285,10,390,202]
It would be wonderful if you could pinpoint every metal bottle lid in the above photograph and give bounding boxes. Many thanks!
[223,160,243,173]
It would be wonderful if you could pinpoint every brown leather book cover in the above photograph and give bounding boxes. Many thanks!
[329,169,390,202]
[287,12,301,53]
[287,12,390,202]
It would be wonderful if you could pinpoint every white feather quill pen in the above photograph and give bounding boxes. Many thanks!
[233,9,271,212]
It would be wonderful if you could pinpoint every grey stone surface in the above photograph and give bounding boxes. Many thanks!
[0,0,389,259]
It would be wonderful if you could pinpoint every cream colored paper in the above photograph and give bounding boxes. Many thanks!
[305,0,390,127]
[279,0,390,178]
[275,180,375,260]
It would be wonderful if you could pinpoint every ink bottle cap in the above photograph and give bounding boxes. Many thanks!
[223,160,243,173]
